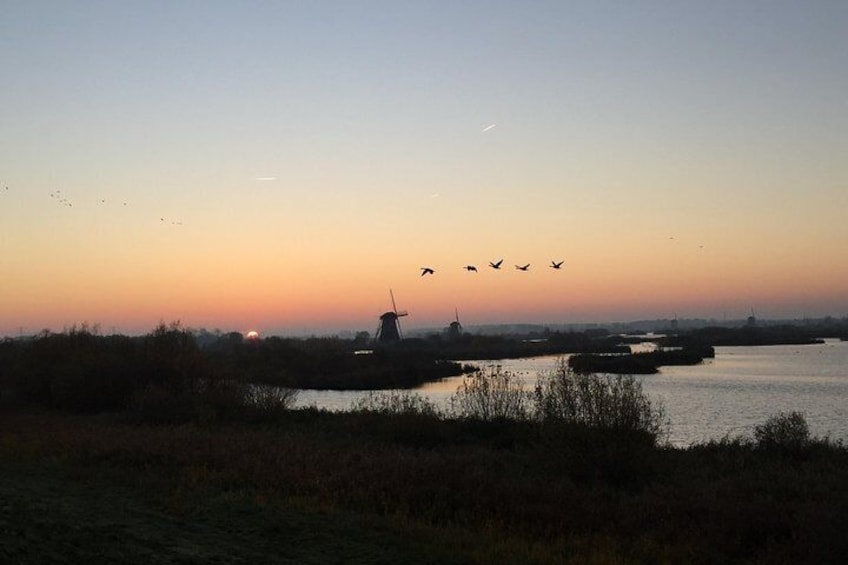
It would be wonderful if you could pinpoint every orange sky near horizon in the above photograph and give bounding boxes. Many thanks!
[3,219,845,336]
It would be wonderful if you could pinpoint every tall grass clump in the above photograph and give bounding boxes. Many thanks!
[533,359,667,444]
[449,366,528,421]
[350,390,451,447]
[246,383,300,414]
[351,390,439,417]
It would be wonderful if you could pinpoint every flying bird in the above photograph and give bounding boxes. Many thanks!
[464,265,477,272]
[515,264,530,271]
[550,260,564,269]
[420,267,435,276]
[489,259,504,270]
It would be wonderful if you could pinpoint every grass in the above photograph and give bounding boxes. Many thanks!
[1,459,478,564]
[3,406,847,563]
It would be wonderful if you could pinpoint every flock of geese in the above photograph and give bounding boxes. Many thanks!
[0,185,186,226]
[4,186,567,269]
[420,259,564,277]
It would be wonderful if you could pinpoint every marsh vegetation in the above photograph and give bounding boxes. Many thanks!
[2,323,847,562]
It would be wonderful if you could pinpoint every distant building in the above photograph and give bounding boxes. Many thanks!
[377,312,402,343]
[446,309,463,340]
[447,320,462,340]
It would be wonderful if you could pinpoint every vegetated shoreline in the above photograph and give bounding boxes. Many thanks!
[4,322,839,398]
[2,319,847,562]
[568,325,828,374]
[569,345,716,375]
[2,404,846,564]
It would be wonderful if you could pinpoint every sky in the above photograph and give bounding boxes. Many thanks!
[2,1,847,337]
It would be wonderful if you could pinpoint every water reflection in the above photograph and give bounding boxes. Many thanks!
[647,339,848,446]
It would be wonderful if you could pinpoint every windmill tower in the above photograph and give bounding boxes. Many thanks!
[375,290,408,343]
[447,308,463,340]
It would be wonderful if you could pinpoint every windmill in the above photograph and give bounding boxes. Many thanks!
[747,307,757,327]
[375,289,408,343]
[447,308,463,340]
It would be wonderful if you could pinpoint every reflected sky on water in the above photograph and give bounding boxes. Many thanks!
[295,339,848,448]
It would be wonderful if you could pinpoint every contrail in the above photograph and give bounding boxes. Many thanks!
[481,123,497,133]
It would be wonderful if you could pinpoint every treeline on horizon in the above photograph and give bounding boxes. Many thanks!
[2,319,847,414]
[0,322,627,415]
[0,323,455,414]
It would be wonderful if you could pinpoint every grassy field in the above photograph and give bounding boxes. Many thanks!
[3,407,847,564]
[2,459,482,564]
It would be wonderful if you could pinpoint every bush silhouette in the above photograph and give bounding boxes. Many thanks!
[351,390,439,417]
[754,411,810,452]
[449,366,528,421]
[533,359,667,444]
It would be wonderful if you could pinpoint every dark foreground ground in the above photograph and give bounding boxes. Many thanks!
[2,460,468,564]
[2,408,847,564]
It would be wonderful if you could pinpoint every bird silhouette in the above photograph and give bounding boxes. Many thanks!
[515,264,530,271]
[489,259,504,270]
[420,267,435,276]
[550,260,564,269]
[464,265,477,272]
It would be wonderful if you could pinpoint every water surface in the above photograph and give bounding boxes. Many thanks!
[296,339,848,447]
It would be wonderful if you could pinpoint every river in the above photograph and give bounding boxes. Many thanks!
[295,338,848,447]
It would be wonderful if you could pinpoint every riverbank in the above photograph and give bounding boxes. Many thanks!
[2,407,846,563]
[568,345,715,374]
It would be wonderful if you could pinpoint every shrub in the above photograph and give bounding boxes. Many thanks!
[348,391,456,448]
[244,383,300,418]
[533,359,667,444]
[351,390,439,417]
[754,411,810,452]
[449,366,528,421]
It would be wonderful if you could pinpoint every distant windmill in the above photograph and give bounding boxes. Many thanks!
[747,307,757,327]
[375,289,408,343]
[447,308,463,340]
